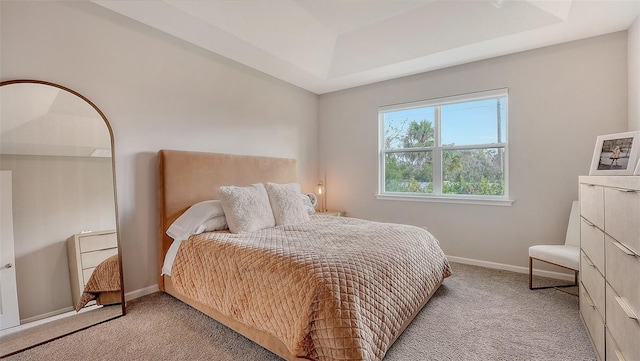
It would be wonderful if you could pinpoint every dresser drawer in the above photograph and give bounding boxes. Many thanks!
[580,219,605,272]
[81,248,118,269]
[606,235,640,313]
[580,284,605,361]
[580,183,604,230]
[82,267,96,285]
[604,187,640,255]
[606,283,640,361]
[606,329,628,361]
[580,252,605,316]
[79,232,117,253]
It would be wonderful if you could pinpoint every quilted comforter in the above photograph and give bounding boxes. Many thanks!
[75,255,121,311]
[171,215,451,361]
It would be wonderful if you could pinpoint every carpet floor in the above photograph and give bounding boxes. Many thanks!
[0,305,122,357]
[2,262,595,360]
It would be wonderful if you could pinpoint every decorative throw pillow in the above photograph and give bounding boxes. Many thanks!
[265,182,310,225]
[219,183,276,233]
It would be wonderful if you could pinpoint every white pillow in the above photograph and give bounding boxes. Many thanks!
[194,216,228,234]
[167,200,225,240]
[219,183,275,233]
[265,183,310,225]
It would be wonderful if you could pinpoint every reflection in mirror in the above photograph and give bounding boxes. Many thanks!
[0,80,124,357]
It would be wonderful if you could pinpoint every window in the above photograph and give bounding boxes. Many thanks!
[379,89,509,204]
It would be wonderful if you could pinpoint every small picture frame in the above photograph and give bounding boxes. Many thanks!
[589,131,640,176]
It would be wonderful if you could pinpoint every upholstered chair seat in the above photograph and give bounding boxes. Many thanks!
[528,245,580,270]
[528,200,580,290]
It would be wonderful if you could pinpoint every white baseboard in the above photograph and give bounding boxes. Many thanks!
[446,255,575,282]
[7,306,104,337]
[125,284,159,302]
[14,287,159,332]
[20,306,74,324]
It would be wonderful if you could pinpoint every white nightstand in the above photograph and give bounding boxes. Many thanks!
[316,210,346,217]
[66,230,118,307]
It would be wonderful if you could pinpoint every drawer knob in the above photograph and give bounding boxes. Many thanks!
[1,263,12,269]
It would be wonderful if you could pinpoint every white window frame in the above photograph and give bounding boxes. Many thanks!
[377,88,513,206]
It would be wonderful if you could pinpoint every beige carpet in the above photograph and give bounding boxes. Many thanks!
[2,263,595,361]
[0,305,122,358]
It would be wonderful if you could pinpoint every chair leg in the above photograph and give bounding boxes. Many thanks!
[529,257,533,290]
[529,257,579,292]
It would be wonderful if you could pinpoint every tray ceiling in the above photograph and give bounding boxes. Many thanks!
[94,0,639,94]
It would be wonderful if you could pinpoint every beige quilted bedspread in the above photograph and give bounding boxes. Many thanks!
[171,216,451,361]
[75,255,121,311]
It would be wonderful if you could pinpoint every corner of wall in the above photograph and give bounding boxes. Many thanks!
[629,16,640,131]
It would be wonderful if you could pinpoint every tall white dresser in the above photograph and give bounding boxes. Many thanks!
[66,230,118,307]
[579,176,639,361]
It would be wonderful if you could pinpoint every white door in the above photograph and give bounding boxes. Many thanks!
[0,171,20,330]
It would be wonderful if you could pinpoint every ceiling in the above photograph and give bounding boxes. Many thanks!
[94,0,639,94]
[0,84,111,157]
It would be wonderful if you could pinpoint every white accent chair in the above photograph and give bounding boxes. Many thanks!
[529,200,580,290]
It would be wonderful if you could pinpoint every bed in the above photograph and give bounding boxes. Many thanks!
[157,149,451,361]
[75,255,121,311]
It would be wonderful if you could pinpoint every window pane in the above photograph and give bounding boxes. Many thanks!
[441,97,506,146]
[385,151,433,193]
[442,148,504,196]
[383,107,435,149]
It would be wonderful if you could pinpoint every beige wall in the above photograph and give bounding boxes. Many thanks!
[318,32,628,271]
[0,155,116,321]
[630,16,640,131]
[1,2,318,296]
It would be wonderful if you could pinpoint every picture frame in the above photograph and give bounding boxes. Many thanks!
[589,131,640,176]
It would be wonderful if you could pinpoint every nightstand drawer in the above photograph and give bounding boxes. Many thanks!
[604,187,640,255]
[81,248,118,269]
[580,283,605,361]
[79,232,117,253]
[82,267,96,285]
[580,219,604,272]
[606,283,640,361]
[581,252,605,316]
[580,183,604,230]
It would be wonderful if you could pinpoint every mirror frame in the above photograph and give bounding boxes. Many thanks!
[0,79,125,355]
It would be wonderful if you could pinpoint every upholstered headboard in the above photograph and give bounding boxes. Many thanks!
[156,149,298,290]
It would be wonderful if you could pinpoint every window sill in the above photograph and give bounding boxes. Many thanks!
[376,193,514,206]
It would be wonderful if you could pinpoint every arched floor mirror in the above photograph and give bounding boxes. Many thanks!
[0,80,125,357]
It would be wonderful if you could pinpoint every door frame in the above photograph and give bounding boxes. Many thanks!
[1,170,20,330]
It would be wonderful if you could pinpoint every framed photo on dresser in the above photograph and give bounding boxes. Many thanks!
[589,131,640,176]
